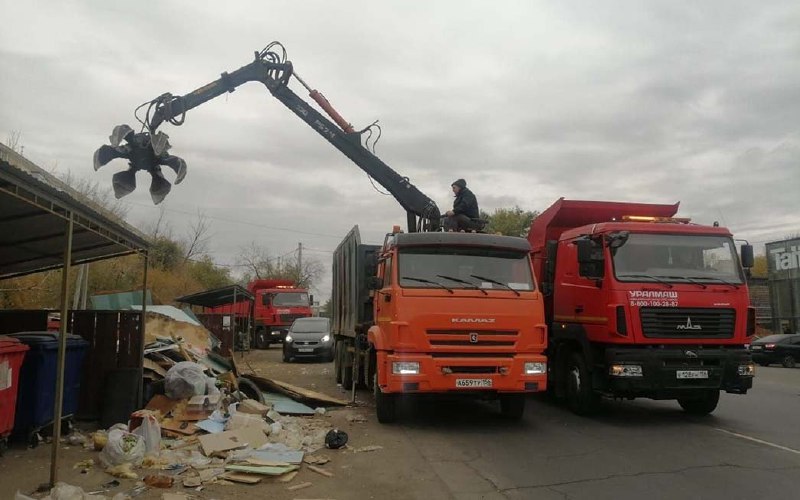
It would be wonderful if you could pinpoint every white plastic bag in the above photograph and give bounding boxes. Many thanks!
[99,429,145,467]
[164,362,208,399]
[131,414,161,456]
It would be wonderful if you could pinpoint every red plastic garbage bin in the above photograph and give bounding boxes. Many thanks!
[0,336,29,454]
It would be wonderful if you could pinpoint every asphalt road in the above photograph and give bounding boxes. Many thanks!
[248,350,800,500]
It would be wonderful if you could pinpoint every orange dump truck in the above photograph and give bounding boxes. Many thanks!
[331,226,548,423]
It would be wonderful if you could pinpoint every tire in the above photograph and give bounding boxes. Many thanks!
[255,329,270,350]
[499,394,525,420]
[565,352,601,415]
[374,372,396,423]
[678,390,720,415]
[334,340,343,383]
[325,350,335,363]
[782,355,796,368]
[282,349,292,363]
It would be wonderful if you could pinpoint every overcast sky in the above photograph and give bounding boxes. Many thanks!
[2,1,798,302]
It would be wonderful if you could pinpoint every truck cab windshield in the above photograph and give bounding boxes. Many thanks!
[271,292,310,307]
[398,246,534,291]
[613,233,744,285]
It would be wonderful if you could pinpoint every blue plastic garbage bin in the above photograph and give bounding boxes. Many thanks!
[9,332,89,441]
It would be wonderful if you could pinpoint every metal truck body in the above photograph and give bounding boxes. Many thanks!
[529,198,755,415]
[332,226,547,423]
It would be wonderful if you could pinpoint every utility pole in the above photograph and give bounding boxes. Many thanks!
[297,242,303,281]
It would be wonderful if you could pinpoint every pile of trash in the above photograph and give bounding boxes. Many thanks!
[25,360,371,498]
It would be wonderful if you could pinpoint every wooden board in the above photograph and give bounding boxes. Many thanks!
[222,472,262,484]
[243,375,348,407]
[145,394,178,415]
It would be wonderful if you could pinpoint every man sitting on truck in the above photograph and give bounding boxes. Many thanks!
[445,178,480,231]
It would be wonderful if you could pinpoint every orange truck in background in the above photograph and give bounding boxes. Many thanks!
[331,226,547,423]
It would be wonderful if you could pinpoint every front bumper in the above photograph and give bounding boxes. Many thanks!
[599,346,753,398]
[379,352,547,394]
[286,342,333,358]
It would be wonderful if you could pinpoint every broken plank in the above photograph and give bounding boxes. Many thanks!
[286,481,313,491]
[306,465,333,478]
[243,375,348,407]
[222,472,262,484]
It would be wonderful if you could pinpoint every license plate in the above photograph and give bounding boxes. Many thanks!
[298,348,314,353]
[676,370,708,379]
[455,378,492,388]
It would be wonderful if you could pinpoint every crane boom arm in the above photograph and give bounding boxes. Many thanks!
[144,55,440,231]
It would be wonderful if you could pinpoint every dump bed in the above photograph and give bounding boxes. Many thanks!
[331,226,380,338]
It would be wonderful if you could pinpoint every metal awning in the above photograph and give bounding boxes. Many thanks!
[0,143,149,279]
[176,284,254,308]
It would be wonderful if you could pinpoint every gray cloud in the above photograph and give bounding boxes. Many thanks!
[2,0,798,302]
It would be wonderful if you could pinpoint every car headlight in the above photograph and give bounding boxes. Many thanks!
[321,334,331,342]
[609,364,643,377]
[738,363,755,376]
[285,334,293,343]
[392,361,420,375]
[524,362,546,375]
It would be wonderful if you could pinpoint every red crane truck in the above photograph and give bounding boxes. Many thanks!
[209,279,312,349]
[529,198,755,415]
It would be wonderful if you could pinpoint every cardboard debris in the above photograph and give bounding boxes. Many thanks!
[143,358,168,378]
[243,375,348,407]
[188,394,221,410]
[286,481,313,491]
[145,395,179,416]
[251,444,304,464]
[307,465,334,478]
[161,420,199,436]
[222,472,262,484]
[224,464,299,476]
[198,427,269,456]
[238,399,271,416]
[277,470,298,483]
[182,476,202,488]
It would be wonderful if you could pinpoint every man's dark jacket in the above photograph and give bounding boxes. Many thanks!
[453,187,479,219]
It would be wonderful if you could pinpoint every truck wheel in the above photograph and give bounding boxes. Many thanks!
[374,372,396,423]
[499,394,525,420]
[334,340,343,383]
[255,329,270,349]
[782,355,796,368]
[678,390,720,415]
[565,352,600,415]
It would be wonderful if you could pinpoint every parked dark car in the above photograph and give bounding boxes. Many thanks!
[282,317,334,363]
[749,334,800,368]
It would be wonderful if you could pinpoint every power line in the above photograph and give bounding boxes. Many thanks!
[128,201,344,239]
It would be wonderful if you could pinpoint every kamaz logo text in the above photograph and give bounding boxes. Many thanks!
[451,318,496,324]
[677,317,701,330]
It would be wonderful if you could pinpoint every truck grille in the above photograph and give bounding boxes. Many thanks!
[426,329,518,348]
[640,308,735,339]
[279,313,307,324]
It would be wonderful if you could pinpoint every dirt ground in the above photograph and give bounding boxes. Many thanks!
[0,347,449,500]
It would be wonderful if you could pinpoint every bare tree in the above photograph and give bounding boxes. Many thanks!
[6,130,23,153]
[183,211,212,263]
[236,242,323,288]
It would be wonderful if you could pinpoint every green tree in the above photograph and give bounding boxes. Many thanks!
[188,256,232,289]
[481,206,539,237]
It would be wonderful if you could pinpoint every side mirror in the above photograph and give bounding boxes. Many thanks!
[576,238,603,264]
[740,244,754,269]
[368,276,383,290]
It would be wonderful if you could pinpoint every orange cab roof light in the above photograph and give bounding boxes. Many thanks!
[620,215,691,224]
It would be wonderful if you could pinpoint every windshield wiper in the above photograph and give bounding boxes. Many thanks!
[401,276,454,294]
[436,274,489,295]
[660,276,707,289]
[686,276,740,289]
[469,274,521,296]
[617,274,674,288]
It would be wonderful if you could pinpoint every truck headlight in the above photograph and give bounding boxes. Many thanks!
[738,363,755,376]
[321,334,331,342]
[392,362,420,375]
[609,364,643,377]
[524,362,546,375]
